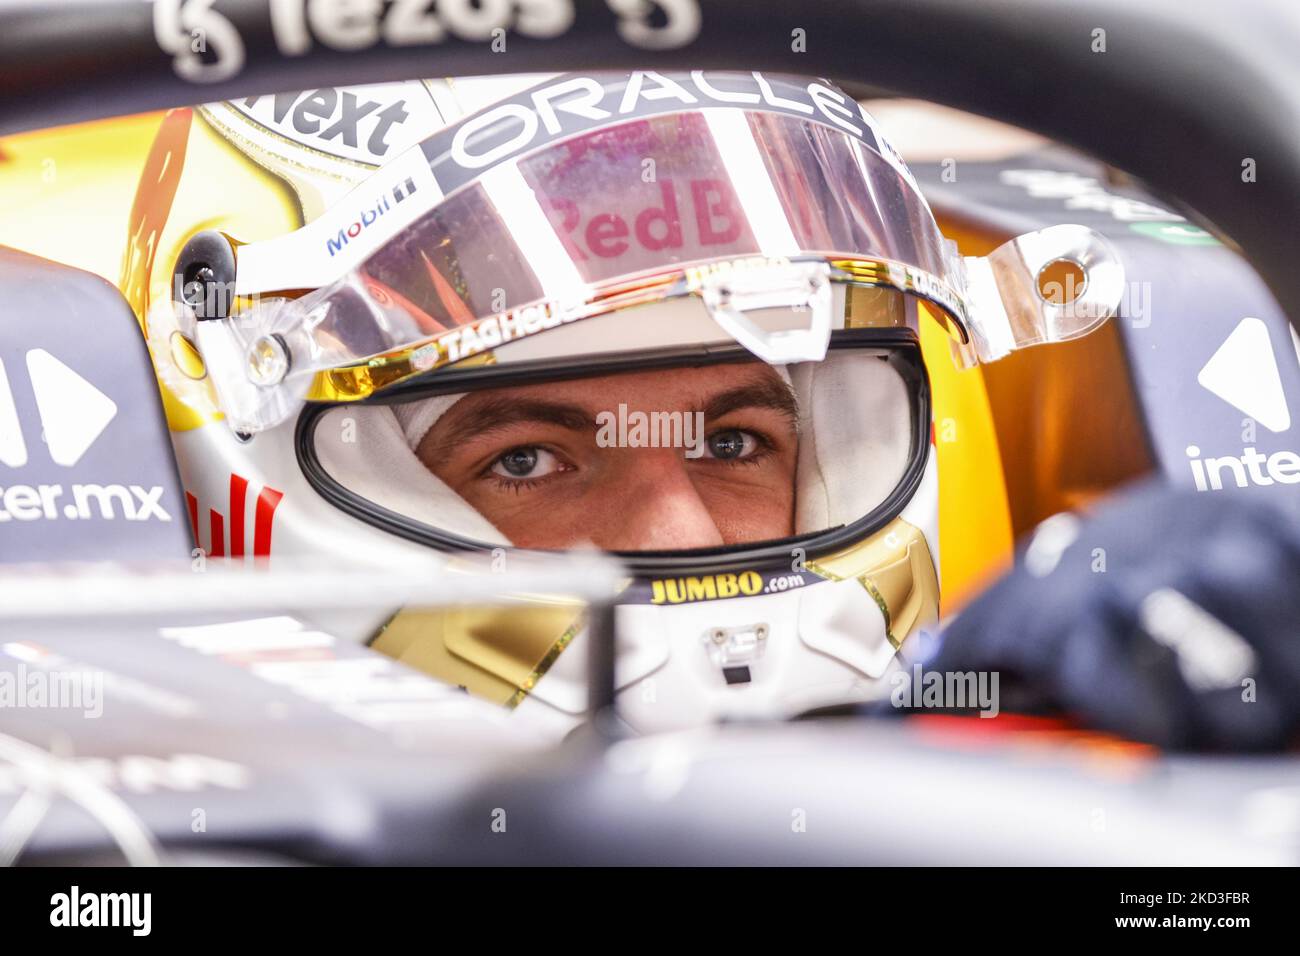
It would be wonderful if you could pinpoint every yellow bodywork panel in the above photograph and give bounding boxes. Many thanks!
[0,110,304,432]
[918,306,1015,611]
[935,219,1153,548]
[0,112,162,284]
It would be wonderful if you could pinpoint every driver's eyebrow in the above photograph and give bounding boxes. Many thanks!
[421,376,799,461]
[702,379,799,429]
[421,397,591,460]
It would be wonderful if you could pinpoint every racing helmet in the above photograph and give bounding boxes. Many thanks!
[126,71,1125,737]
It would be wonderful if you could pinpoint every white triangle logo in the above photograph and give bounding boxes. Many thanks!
[0,357,28,467]
[1196,317,1292,434]
[26,349,118,466]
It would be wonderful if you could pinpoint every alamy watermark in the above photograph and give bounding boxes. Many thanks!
[0,665,103,719]
[890,664,1000,717]
[596,404,706,458]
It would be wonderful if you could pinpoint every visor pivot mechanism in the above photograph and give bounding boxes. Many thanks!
[958,224,1126,365]
[247,334,291,387]
[173,231,238,323]
[700,261,834,365]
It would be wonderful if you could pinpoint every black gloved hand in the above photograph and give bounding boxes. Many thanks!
[917,482,1300,751]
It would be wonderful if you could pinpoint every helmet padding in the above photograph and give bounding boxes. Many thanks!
[313,402,509,545]
[791,352,913,534]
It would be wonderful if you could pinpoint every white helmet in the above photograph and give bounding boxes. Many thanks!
[131,71,1124,738]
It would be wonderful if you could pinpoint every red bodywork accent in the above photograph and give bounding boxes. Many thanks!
[184,474,284,561]
[909,713,1156,766]
[229,474,248,558]
[208,511,225,558]
[253,487,284,558]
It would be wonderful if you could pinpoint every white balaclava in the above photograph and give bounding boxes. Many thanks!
[391,393,465,456]
[312,393,509,544]
[787,352,912,532]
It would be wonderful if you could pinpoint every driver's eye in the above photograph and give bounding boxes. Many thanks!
[704,429,758,461]
[490,446,558,479]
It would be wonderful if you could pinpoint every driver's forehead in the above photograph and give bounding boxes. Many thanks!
[446,362,785,416]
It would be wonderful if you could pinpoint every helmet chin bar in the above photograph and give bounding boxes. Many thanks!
[803,515,940,652]
[957,224,1127,367]
[369,510,940,730]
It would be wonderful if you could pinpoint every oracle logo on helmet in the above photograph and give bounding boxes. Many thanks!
[447,72,888,174]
